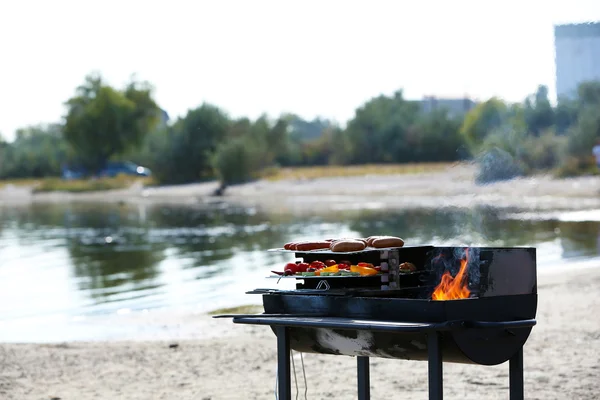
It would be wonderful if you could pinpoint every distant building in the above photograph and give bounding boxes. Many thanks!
[417,96,477,117]
[554,22,600,100]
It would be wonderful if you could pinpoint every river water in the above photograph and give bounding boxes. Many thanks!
[1,202,600,342]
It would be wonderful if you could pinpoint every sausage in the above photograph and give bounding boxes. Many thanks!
[366,236,386,246]
[332,238,368,246]
[330,239,367,252]
[295,241,332,251]
[283,242,295,250]
[371,236,405,249]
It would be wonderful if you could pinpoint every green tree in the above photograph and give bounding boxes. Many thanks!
[412,109,464,161]
[555,98,579,134]
[63,74,160,173]
[567,107,600,158]
[344,90,420,164]
[212,114,293,185]
[212,136,261,185]
[0,124,70,179]
[460,98,509,149]
[563,81,600,160]
[577,81,600,106]
[152,104,230,184]
[523,85,554,135]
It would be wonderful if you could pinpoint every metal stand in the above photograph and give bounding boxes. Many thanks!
[226,316,535,400]
[428,332,443,400]
[509,347,524,400]
[276,326,291,400]
[357,356,370,400]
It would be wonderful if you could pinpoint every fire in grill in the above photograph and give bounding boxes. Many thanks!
[217,243,537,400]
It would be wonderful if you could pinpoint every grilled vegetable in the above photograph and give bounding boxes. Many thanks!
[315,265,340,276]
[399,262,416,272]
[296,262,310,273]
[357,262,374,269]
[350,265,378,276]
[310,261,326,270]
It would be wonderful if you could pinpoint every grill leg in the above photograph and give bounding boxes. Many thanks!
[509,347,524,400]
[357,356,370,400]
[276,326,291,400]
[427,332,443,400]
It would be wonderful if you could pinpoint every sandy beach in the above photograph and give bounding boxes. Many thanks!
[1,266,599,400]
[2,163,600,399]
[2,163,600,212]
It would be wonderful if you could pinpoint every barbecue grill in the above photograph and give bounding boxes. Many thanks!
[216,245,537,400]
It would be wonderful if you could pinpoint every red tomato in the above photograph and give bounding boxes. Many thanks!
[358,262,374,269]
[339,260,351,266]
[324,259,337,267]
[296,262,310,273]
[310,261,326,270]
[284,262,299,274]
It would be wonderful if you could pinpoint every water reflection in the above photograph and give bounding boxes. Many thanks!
[1,202,600,322]
[68,241,164,300]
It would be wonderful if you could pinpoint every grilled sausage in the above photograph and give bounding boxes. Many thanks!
[330,239,367,252]
[332,238,368,246]
[371,236,405,249]
[295,241,332,251]
[283,242,295,250]
[366,236,386,246]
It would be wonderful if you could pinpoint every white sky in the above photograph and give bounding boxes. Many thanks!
[1,0,599,141]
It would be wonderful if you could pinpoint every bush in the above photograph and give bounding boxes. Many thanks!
[478,129,566,176]
[555,156,598,177]
[212,137,266,185]
[518,132,567,173]
[566,107,600,158]
[475,147,523,184]
[33,175,152,193]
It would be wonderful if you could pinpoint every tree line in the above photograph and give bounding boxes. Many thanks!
[1,73,599,185]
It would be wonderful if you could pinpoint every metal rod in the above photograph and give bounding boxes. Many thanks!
[509,347,524,400]
[213,313,327,319]
[276,326,292,400]
[427,332,443,400]
[357,356,370,400]
[232,316,465,333]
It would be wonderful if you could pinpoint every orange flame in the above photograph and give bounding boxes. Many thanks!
[432,249,471,301]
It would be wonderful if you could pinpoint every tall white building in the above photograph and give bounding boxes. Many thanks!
[554,22,600,100]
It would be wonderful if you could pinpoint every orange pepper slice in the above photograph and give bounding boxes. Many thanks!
[350,265,378,276]
[315,265,339,276]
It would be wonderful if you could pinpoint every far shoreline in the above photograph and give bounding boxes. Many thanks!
[2,163,600,212]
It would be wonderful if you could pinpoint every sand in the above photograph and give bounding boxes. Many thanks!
[1,267,599,400]
[2,164,600,399]
[3,163,600,212]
